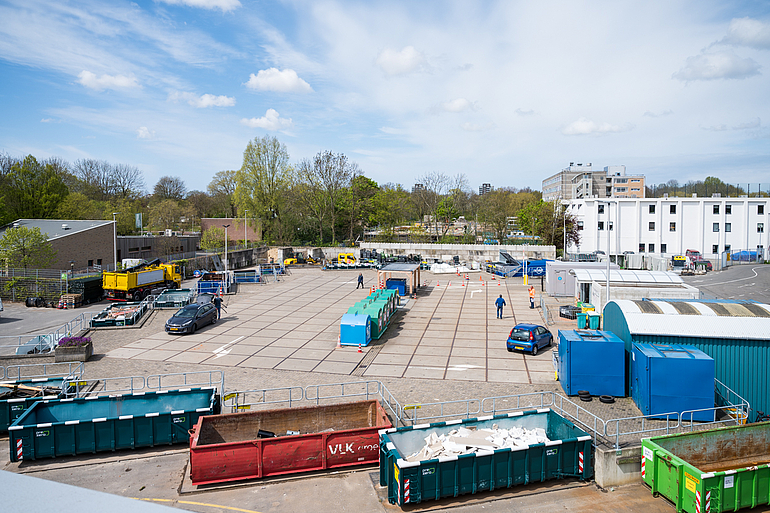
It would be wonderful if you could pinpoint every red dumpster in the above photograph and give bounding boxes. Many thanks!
[189,399,391,485]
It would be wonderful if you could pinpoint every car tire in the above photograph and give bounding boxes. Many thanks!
[579,395,592,402]
[531,344,538,356]
[211,317,216,325]
[507,347,513,352]
[547,336,552,347]
[599,395,615,404]
[190,324,196,334]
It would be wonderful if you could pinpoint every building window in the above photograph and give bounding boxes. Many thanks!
[598,204,605,214]
[615,187,628,192]
[726,205,732,214]
[669,222,676,231]
[631,188,640,191]
[88,259,93,267]
[725,244,731,253]
[639,243,645,253]
[129,247,140,252]
[759,205,765,215]
[649,205,655,214]
[713,223,719,232]
[661,244,667,253]
[758,223,764,233]
[725,223,731,232]
[713,205,720,214]
[648,244,655,253]
[577,221,584,231]
[609,221,614,231]
[670,204,676,214]
[598,221,604,230]
[649,222,655,231]
[713,245,719,254]
[97,259,102,265]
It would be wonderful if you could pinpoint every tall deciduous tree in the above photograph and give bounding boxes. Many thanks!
[207,170,237,217]
[1,155,69,225]
[153,176,187,201]
[236,136,293,243]
[0,226,57,270]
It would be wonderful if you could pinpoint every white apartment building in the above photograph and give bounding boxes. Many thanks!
[542,163,645,202]
[568,196,770,259]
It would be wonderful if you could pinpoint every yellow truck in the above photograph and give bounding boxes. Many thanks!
[103,258,181,301]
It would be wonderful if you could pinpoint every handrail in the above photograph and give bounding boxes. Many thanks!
[146,370,224,392]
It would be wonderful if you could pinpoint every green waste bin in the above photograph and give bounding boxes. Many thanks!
[587,312,600,329]
[576,312,587,329]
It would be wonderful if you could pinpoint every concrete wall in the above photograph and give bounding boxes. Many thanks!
[594,445,642,488]
[360,243,556,262]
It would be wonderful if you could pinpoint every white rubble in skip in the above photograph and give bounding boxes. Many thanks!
[405,424,550,462]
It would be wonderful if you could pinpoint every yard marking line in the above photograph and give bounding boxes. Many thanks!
[213,336,245,358]
[470,289,483,299]
[134,498,261,513]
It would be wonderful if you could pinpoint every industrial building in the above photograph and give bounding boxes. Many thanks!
[573,269,699,312]
[568,196,770,260]
[603,298,770,421]
[544,260,619,297]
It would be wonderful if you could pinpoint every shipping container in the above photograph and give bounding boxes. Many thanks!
[642,423,770,513]
[557,330,625,397]
[189,400,391,485]
[379,408,593,506]
[8,387,216,461]
[631,343,715,422]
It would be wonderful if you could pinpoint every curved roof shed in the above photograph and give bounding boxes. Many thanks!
[603,298,770,420]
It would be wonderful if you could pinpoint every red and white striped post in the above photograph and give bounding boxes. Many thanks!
[16,438,23,461]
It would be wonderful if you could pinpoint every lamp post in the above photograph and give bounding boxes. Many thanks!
[223,224,230,272]
[112,212,119,270]
[244,209,249,248]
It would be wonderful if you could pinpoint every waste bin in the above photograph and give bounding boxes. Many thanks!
[576,312,587,329]
[580,303,595,313]
[587,312,600,329]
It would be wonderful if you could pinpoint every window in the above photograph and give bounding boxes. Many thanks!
[129,247,140,252]
[577,221,584,230]
[631,188,640,191]
[598,204,605,214]
[725,244,731,253]
[631,179,640,182]
[649,221,655,231]
[661,244,667,253]
[725,223,731,232]
[670,204,676,214]
[648,244,655,253]
[759,205,765,215]
[713,245,719,254]
[609,221,614,231]
[713,223,719,232]
[598,221,604,230]
[615,187,628,192]
[97,259,102,265]
[88,259,93,267]
[726,205,732,215]
[759,223,764,233]
[639,243,646,253]
[649,205,656,214]
[670,222,676,232]
[713,205,720,214]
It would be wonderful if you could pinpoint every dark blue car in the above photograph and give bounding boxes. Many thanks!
[507,323,552,356]
[165,303,217,334]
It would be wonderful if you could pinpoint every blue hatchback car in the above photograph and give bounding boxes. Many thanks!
[507,323,552,356]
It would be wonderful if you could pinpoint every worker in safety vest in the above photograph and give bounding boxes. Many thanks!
[528,285,535,309]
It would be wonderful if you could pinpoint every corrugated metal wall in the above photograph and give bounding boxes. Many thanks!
[631,333,769,421]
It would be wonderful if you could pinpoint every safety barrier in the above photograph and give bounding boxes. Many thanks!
[0,312,96,355]
[2,361,85,381]
[146,370,224,393]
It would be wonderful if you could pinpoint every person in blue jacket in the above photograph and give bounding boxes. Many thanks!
[495,294,506,319]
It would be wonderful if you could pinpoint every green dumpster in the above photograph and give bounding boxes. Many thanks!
[587,312,600,329]
[642,423,770,513]
[576,312,588,329]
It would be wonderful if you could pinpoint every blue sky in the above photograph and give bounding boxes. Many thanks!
[1,0,769,193]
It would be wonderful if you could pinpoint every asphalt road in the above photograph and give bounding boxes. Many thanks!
[681,264,770,304]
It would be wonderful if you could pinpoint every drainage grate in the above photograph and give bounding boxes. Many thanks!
[352,343,384,377]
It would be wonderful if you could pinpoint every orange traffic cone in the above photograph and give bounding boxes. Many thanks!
[479,275,482,281]
[357,342,363,353]
[437,280,440,287]
[336,336,341,349]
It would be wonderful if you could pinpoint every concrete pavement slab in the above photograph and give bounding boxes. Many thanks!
[255,346,295,358]
[239,355,284,369]
[363,363,406,377]
[104,347,148,359]
[276,358,319,372]
[165,351,219,364]
[313,360,360,374]
[130,348,178,361]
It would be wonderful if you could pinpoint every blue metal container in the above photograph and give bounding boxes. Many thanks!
[631,343,714,422]
[386,278,406,296]
[340,313,372,347]
[557,330,625,397]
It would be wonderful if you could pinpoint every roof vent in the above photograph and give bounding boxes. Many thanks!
[61,224,70,230]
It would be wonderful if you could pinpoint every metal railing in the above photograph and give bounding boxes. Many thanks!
[223,386,305,412]
[145,370,224,392]
[2,361,85,381]
[63,375,146,398]
[0,312,95,355]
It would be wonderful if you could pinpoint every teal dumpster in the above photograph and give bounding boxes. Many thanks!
[587,312,600,329]
[576,312,587,329]
[379,408,593,506]
[8,387,216,461]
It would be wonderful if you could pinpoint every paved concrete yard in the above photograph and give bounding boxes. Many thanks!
[106,268,556,384]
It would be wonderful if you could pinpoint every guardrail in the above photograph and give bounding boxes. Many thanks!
[146,370,224,392]
[2,361,85,381]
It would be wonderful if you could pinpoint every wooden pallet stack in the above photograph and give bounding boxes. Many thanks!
[58,293,82,309]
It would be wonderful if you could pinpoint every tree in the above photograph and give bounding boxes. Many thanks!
[55,192,103,220]
[479,189,516,241]
[1,155,69,225]
[147,199,183,231]
[235,136,293,243]
[112,164,145,199]
[153,176,187,201]
[517,200,580,251]
[207,170,237,217]
[0,226,57,270]
[200,226,225,250]
[345,174,378,241]
[296,160,327,243]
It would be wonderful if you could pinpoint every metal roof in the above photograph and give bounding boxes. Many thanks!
[608,299,770,340]
[572,269,683,285]
[0,219,112,240]
[379,263,420,272]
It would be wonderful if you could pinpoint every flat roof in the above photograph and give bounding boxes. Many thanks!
[379,263,420,272]
[0,219,112,240]
[573,269,683,285]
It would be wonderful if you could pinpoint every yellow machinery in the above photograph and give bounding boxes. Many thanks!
[338,253,356,265]
[103,258,181,302]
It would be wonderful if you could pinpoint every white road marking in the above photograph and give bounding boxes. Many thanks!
[470,289,483,298]
[213,336,245,358]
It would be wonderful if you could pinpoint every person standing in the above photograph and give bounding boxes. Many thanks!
[357,273,364,289]
[528,285,536,309]
[495,294,506,319]
[213,295,223,319]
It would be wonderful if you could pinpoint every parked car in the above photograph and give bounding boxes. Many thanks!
[195,292,215,305]
[506,323,553,355]
[165,303,217,334]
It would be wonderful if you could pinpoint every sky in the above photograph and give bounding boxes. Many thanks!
[1,0,769,194]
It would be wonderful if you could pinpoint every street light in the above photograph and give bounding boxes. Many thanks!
[112,212,119,270]
[244,209,249,248]
[223,224,230,272]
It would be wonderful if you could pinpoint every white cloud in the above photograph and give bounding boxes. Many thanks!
[515,108,535,116]
[561,118,633,135]
[441,98,474,113]
[461,122,484,132]
[77,70,139,91]
[733,117,761,130]
[136,126,155,139]
[375,46,426,76]
[701,124,728,132]
[643,110,673,118]
[169,91,235,107]
[240,109,293,130]
[40,118,54,123]
[672,50,760,81]
[721,17,770,50]
[156,0,241,12]
[244,68,312,93]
